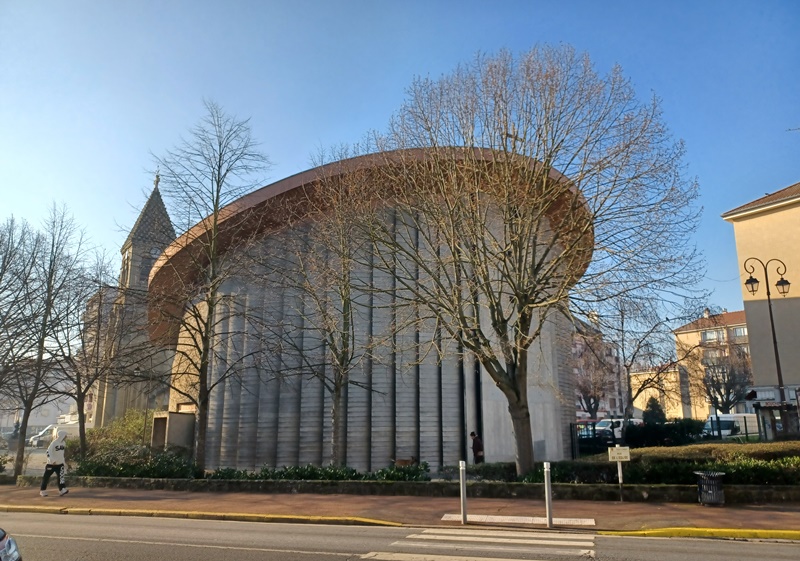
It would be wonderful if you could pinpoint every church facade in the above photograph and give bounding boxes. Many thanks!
[122,150,583,473]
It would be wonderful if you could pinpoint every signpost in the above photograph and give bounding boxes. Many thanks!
[608,444,630,502]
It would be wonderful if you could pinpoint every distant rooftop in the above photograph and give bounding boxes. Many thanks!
[674,309,746,333]
[722,181,800,219]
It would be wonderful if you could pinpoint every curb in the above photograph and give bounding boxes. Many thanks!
[0,504,403,527]
[599,528,800,540]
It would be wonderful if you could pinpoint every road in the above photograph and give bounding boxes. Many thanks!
[3,513,798,561]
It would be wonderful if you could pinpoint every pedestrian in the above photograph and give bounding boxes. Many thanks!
[470,431,484,464]
[40,430,69,497]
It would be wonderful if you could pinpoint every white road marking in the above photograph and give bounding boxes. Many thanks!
[363,553,557,561]
[420,528,595,541]
[405,533,593,547]
[388,527,596,558]
[396,541,594,557]
[442,513,595,525]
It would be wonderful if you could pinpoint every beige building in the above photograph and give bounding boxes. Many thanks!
[628,309,750,420]
[630,366,692,420]
[673,309,750,418]
[722,182,800,410]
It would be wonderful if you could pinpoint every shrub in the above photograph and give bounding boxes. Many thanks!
[438,462,517,482]
[73,448,200,478]
[367,462,430,481]
[626,419,704,448]
[522,461,618,484]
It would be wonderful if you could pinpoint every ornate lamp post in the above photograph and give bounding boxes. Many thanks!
[743,257,790,403]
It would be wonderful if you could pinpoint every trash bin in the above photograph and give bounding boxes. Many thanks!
[694,471,725,506]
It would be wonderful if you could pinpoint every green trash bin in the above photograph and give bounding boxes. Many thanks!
[694,471,725,506]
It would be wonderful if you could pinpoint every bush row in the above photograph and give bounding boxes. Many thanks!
[206,462,431,482]
[72,448,431,482]
[520,455,800,485]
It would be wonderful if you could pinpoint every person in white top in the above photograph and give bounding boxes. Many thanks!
[40,430,69,497]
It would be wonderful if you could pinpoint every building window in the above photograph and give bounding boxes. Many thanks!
[120,250,131,286]
[701,329,724,343]
[732,326,747,338]
[139,257,155,284]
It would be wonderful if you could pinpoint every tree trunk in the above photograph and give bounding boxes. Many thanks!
[331,383,346,466]
[13,405,33,477]
[508,401,534,475]
[195,396,208,472]
[76,394,87,459]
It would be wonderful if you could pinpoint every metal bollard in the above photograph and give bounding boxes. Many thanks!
[544,461,553,529]
[459,460,467,524]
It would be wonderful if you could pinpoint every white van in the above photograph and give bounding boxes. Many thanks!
[595,418,643,441]
[703,413,758,438]
[28,423,80,448]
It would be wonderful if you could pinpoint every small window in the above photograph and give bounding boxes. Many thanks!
[177,403,196,413]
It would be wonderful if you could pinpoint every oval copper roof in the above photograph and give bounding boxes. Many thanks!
[147,148,594,342]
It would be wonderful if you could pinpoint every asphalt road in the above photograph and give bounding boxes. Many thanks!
[4,512,799,561]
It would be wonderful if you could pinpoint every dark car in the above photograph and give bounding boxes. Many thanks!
[0,528,22,561]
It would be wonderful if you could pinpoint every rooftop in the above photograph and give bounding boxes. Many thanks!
[674,309,746,333]
[722,181,800,220]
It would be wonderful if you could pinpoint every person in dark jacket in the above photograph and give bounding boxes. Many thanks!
[470,431,484,464]
[40,430,69,497]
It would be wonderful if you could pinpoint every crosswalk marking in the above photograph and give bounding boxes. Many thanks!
[403,533,593,547]
[365,527,596,560]
[442,513,595,526]
[419,528,595,542]
[362,553,564,561]
[395,541,594,557]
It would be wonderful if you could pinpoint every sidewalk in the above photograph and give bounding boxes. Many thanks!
[2,484,800,539]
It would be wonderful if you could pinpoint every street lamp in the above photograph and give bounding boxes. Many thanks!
[743,257,790,403]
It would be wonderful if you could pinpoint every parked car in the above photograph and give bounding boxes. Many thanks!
[0,527,22,561]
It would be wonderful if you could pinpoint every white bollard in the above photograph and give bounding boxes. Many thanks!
[544,461,553,529]
[459,460,468,524]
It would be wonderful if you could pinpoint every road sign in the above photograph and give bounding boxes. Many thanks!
[608,446,630,462]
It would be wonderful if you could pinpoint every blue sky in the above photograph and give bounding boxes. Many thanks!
[1,0,798,313]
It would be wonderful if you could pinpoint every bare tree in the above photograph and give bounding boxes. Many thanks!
[3,206,88,475]
[572,321,621,420]
[0,217,39,397]
[44,252,136,458]
[585,295,708,443]
[700,342,753,415]
[254,147,406,466]
[359,45,704,475]
[146,100,272,470]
